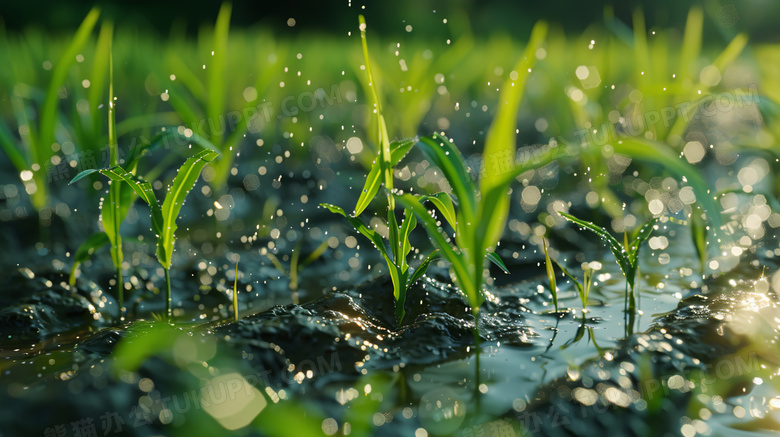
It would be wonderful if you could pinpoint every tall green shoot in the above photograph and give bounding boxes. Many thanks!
[396,22,548,342]
[72,149,219,319]
[559,212,656,318]
[321,16,435,325]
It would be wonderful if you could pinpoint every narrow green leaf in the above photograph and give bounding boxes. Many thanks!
[87,21,113,140]
[353,158,381,216]
[299,240,330,268]
[387,208,400,265]
[560,211,631,278]
[542,237,558,312]
[678,7,703,84]
[399,207,416,265]
[206,2,231,147]
[395,193,477,306]
[69,169,100,185]
[478,21,547,251]
[408,250,438,286]
[713,33,748,72]
[158,150,219,267]
[690,208,708,274]
[390,137,416,166]
[0,121,27,172]
[69,231,109,286]
[99,166,163,242]
[125,127,220,170]
[422,192,457,232]
[166,54,206,103]
[416,133,477,223]
[486,251,509,274]
[552,259,586,307]
[39,7,100,162]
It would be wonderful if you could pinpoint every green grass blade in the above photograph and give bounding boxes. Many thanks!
[422,192,457,232]
[395,193,477,306]
[321,203,402,303]
[99,166,163,240]
[408,249,438,286]
[69,231,110,286]
[299,240,330,268]
[479,21,547,251]
[678,7,703,83]
[417,134,477,223]
[358,14,392,190]
[690,208,708,274]
[560,211,631,278]
[398,207,416,272]
[552,259,586,307]
[390,137,416,166]
[159,150,219,267]
[485,251,509,274]
[542,237,558,312]
[126,127,221,169]
[353,157,381,216]
[69,169,100,184]
[206,2,231,147]
[87,21,113,143]
[38,7,100,161]
[713,33,748,72]
[166,54,206,103]
[0,121,27,173]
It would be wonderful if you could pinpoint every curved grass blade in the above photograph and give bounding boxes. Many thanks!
[486,251,509,274]
[542,237,558,312]
[0,121,27,172]
[353,158,381,216]
[99,166,162,231]
[552,259,586,307]
[38,7,100,162]
[408,250,438,285]
[158,150,219,267]
[69,231,109,286]
[70,169,100,185]
[395,193,477,306]
[398,207,416,271]
[206,2,232,147]
[422,192,457,232]
[125,127,221,169]
[479,21,547,250]
[416,133,477,223]
[560,211,631,280]
[390,137,416,166]
[321,202,402,304]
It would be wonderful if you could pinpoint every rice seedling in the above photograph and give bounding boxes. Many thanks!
[396,21,548,344]
[559,211,656,318]
[0,8,100,213]
[322,16,437,325]
[72,149,219,319]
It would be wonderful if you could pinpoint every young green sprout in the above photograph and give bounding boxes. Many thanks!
[559,211,656,316]
[396,21,547,345]
[322,15,436,326]
[542,237,558,312]
[72,149,219,319]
